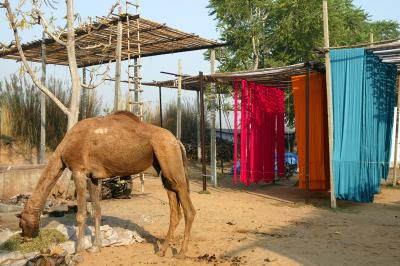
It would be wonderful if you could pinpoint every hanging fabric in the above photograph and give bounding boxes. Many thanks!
[233,80,285,185]
[292,72,330,191]
[330,48,397,202]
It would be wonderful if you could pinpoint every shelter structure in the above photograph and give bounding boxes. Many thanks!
[0,6,225,193]
[144,62,324,202]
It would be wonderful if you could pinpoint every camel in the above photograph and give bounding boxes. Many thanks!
[18,111,196,261]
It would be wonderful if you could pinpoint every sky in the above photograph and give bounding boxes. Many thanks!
[0,0,399,125]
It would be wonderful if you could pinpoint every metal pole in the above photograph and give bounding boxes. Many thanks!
[218,93,224,173]
[199,72,207,192]
[323,0,337,208]
[39,31,46,164]
[210,49,217,187]
[177,59,182,139]
[114,5,123,111]
[393,75,400,186]
[159,86,163,127]
[305,62,310,204]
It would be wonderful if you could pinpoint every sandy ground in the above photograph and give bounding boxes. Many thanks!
[2,162,400,265]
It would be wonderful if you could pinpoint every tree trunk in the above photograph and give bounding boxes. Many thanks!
[66,0,81,130]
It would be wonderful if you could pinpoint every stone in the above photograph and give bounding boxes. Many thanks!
[0,203,22,213]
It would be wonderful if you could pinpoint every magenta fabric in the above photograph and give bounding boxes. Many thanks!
[233,80,285,185]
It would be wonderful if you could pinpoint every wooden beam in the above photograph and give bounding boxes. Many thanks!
[323,0,337,209]
[199,71,207,192]
[393,75,400,187]
[114,5,123,111]
[177,59,182,140]
[39,32,46,164]
[305,62,310,204]
[159,86,163,127]
[210,49,217,187]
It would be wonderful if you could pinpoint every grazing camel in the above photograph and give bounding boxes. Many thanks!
[18,111,196,261]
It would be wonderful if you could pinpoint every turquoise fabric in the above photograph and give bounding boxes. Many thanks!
[330,48,397,202]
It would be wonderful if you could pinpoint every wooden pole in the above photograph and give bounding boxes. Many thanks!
[305,62,310,204]
[114,5,122,111]
[159,86,163,127]
[393,75,400,187]
[199,72,207,192]
[177,59,182,140]
[218,93,224,173]
[133,58,139,114]
[369,33,374,47]
[197,90,201,161]
[210,49,217,187]
[323,0,337,208]
[39,31,46,164]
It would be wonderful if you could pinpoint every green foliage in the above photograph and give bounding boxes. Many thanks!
[0,74,102,151]
[209,0,400,69]
[208,0,400,127]
[0,229,67,253]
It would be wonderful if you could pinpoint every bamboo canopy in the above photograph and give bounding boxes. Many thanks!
[0,14,225,67]
[144,62,324,91]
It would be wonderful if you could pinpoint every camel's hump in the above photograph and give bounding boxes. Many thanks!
[113,111,140,122]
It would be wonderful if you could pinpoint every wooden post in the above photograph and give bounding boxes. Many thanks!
[305,62,310,204]
[369,33,374,47]
[210,49,217,187]
[218,93,224,173]
[323,0,337,208]
[159,86,163,127]
[199,72,207,192]
[39,31,46,164]
[177,59,182,139]
[393,75,400,187]
[114,5,122,111]
[197,90,201,161]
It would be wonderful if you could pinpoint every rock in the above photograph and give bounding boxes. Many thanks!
[0,251,39,266]
[0,203,22,213]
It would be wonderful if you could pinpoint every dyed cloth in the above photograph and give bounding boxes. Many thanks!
[233,80,285,185]
[292,73,330,191]
[331,48,397,202]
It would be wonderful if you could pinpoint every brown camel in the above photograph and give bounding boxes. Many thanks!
[18,111,196,261]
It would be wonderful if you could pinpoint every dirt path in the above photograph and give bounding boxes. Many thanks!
[74,169,400,266]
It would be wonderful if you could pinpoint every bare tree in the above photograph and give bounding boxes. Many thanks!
[1,0,106,130]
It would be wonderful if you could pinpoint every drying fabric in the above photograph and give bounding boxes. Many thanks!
[331,48,397,202]
[233,80,285,185]
[292,73,330,191]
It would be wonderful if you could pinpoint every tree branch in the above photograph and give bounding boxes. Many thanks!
[3,0,70,116]
[37,12,67,46]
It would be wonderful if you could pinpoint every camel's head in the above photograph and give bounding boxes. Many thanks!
[17,211,40,238]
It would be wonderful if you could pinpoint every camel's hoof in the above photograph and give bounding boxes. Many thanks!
[156,250,166,257]
[88,246,101,253]
[73,254,84,264]
[174,253,186,259]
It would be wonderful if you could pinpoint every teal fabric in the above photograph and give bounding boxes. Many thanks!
[330,48,397,202]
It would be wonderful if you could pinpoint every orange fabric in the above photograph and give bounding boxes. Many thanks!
[292,73,330,191]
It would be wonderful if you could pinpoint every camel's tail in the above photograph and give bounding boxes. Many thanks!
[178,141,190,193]
[23,141,66,215]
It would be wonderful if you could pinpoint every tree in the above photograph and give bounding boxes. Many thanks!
[209,0,400,69]
[0,0,109,130]
[208,0,400,127]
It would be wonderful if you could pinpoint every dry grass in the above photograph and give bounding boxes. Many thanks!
[0,229,67,253]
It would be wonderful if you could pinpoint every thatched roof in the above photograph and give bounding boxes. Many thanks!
[0,14,225,67]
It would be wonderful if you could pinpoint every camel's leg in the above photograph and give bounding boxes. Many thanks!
[152,139,195,258]
[158,189,181,257]
[175,187,195,258]
[73,171,87,262]
[88,178,102,253]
